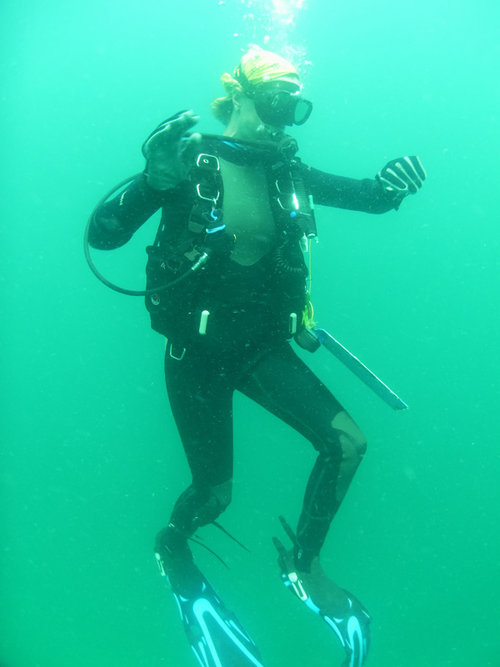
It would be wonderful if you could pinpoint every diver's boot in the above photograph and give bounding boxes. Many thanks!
[155,523,264,667]
[155,523,204,597]
[273,516,370,667]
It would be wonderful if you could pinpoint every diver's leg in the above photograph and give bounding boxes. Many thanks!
[157,343,265,666]
[238,342,367,570]
[240,342,370,665]
[159,343,234,550]
[295,409,366,570]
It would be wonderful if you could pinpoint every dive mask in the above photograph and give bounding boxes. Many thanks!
[252,81,313,127]
[235,68,313,127]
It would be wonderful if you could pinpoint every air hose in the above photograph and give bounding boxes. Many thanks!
[83,174,207,296]
[84,133,293,296]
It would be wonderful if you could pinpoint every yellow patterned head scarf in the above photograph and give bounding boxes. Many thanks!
[211,45,299,125]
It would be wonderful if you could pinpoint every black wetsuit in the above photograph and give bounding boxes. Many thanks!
[90,149,401,569]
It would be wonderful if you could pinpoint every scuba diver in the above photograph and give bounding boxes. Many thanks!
[88,46,425,666]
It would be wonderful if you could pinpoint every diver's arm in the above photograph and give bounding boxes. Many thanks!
[88,173,166,250]
[89,110,201,250]
[303,156,425,214]
[303,165,404,214]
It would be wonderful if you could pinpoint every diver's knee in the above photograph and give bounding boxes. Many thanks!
[339,431,367,465]
[330,411,367,463]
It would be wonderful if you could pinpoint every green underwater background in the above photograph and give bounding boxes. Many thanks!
[1,0,499,665]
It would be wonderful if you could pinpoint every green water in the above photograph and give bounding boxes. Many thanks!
[1,1,499,665]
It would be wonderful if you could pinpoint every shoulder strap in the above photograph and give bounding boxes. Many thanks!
[269,156,317,240]
[187,150,223,234]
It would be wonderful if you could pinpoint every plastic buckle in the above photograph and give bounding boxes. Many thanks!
[196,153,220,171]
[154,552,166,577]
[196,183,220,202]
[194,153,221,202]
[169,343,186,361]
[275,178,299,211]
[287,571,308,601]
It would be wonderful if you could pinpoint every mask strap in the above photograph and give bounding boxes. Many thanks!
[233,66,255,97]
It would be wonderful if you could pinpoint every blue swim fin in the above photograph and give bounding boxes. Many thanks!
[273,516,370,667]
[155,548,264,667]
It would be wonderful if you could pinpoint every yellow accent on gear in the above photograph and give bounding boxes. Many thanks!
[302,242,316,329]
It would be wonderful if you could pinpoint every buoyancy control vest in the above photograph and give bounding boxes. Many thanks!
[144,134,317,345]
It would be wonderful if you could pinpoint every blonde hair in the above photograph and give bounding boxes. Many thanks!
[211,45,299,125]
[211,72,244,125]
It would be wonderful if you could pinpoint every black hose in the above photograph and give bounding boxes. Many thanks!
[84,133,289,296]
[83,174,203,296]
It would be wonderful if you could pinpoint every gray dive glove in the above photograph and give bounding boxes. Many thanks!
[142,110,201,190]
[376,156,426,195]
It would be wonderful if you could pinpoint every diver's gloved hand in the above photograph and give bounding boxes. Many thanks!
[376,156,426,195]
[142,110,201,190]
